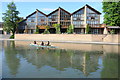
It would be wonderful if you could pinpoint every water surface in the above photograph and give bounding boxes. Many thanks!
[1,41,119,78]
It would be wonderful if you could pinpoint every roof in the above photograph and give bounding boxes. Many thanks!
[107,26,120,29]
[47,7,71,16]
[47,8,58,16]
[36,9,47,16]
[26,9,47,18]
[19,9,47,23]
[72,6,84,15]
[59,7,71,15]
[86,4,101,14]
[72,4,101,15]
[18,19,27,24]
[26,11,36,18]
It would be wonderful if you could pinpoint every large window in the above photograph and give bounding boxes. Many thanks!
[60,10,71,28]
[26,12,47,29]
[27,14,36,23]
[86,7,100,27]
[48,11,58,22]
[27,23,36,29]
[72,9,84,28]
[26,13,36,29]
[48,11,58,26]
[37,12,47,26]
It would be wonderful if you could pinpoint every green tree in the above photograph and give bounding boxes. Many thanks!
[2,2,20,39]
[34,26,39,34]
[67,24,74,34]
[102,1,120,26]
[52,24,61,34]
[43,25,50,34]
[86,24,91,34]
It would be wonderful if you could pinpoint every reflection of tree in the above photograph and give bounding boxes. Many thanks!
[101,53,118,78]
[4,41,20,75]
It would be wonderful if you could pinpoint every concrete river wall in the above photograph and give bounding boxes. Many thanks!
[15,34,120,44]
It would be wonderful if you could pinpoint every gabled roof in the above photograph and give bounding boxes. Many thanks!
[36,9,47,16]
[86,4,101,14]
[47,8,58,16]
[59,7,71,15]
[18,19,27,24]
[19,9,47,23]
[26,9,47,18]
[47,7,71,16]
[72,4,101,15]
[72,6,84,15]
[26,11,36,18]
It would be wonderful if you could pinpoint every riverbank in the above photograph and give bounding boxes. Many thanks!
[15,34,120,45]
[0,34,120,45]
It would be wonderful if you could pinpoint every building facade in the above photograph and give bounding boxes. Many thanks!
[18,4,104,34]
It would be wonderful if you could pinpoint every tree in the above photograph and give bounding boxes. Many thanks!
[2,2,20,39]
[52,24,61,34]
[34,26,39,34]
[67,24,74,34]
[102,1,120,26]
[86,24,91,34]
[43,25,50,34]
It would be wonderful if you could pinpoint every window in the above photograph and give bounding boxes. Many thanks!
[91,17,95,20]
[41,19,44,22]
[52,18,56,21]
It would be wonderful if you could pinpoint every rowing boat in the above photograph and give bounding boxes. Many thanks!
[30,43,57,48]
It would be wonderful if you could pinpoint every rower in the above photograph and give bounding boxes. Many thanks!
[41,41,44,46]
[34,41,37,44]
[46,41,50,46]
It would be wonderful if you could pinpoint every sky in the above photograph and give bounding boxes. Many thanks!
[1,2,104,23]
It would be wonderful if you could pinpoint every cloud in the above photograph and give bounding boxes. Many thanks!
[42,8,55,11]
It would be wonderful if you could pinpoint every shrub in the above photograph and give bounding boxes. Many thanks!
[35,26,39,34]
[67,24,74,34]
[34,32,39,34]
[110,29,115,34]
[52,24,61,34]
[86,24,91,34]
[43,25,50,34]
[43,29,50,34]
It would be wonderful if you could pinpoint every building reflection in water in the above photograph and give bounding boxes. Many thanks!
[3,41,119,78]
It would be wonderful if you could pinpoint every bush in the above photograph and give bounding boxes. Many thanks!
[34,26,39,34]
[67,24,74,34]
[52,24,61,34]
[86,24,91,34]
[10,35,14,39]
[43,29,50,34]
[34,32,39,34]
[110,30,115,34]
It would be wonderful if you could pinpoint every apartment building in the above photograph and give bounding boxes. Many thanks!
[18,4,104,34]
